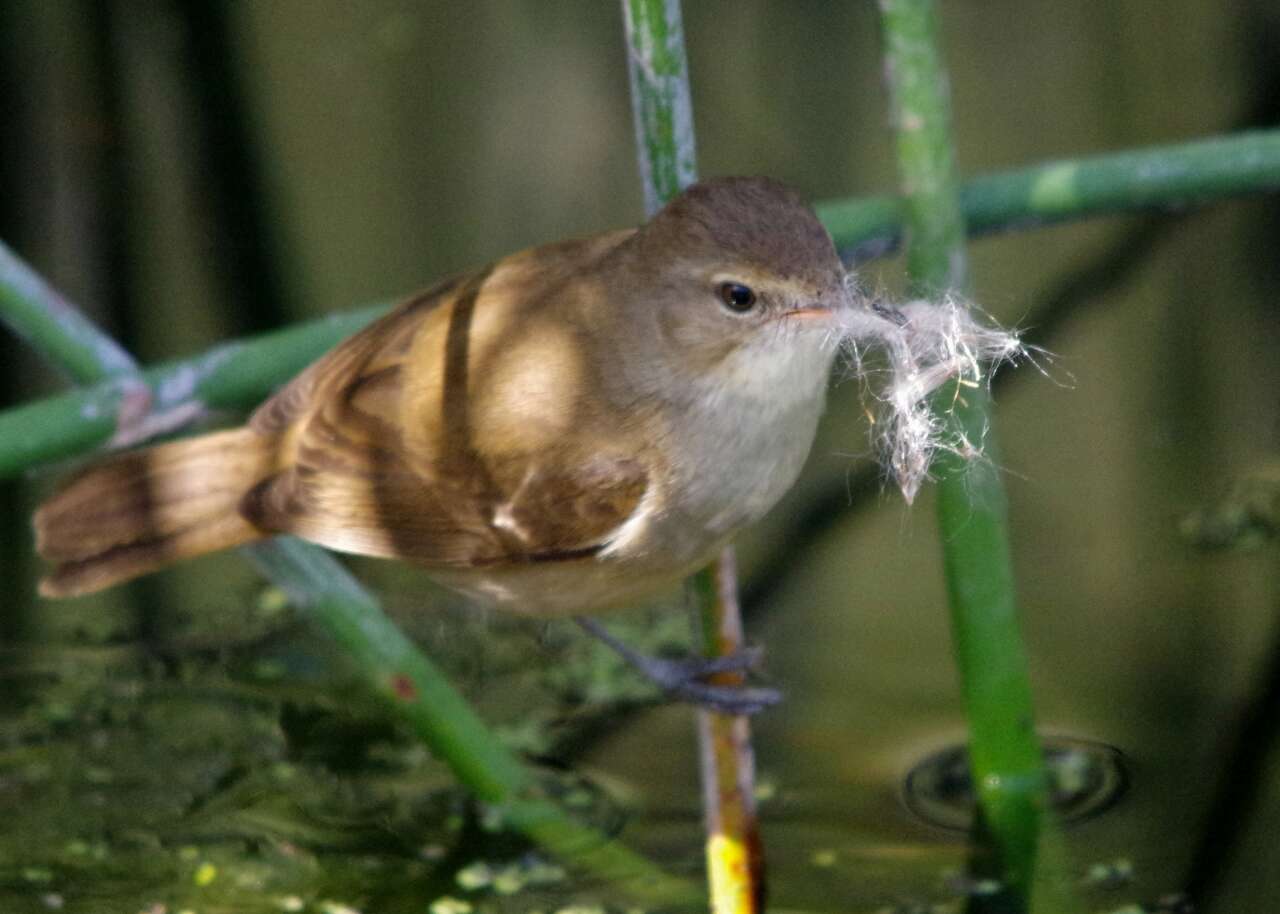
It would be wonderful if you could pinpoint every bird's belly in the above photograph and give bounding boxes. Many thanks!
[428,551,709,617]
[429,391,825,617]
[666,393,825,541]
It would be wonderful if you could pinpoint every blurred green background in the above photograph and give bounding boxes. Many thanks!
[1,2,1279,912]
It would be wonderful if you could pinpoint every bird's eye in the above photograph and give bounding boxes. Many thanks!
[717,282,757,313]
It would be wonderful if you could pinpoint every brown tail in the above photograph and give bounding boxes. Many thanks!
[34,427,276,598]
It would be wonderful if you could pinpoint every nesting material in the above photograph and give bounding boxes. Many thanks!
[833,292,1029,504]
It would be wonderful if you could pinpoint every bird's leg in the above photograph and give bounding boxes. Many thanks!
[573,616,781,715]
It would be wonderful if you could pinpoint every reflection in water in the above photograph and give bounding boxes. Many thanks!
[899,737,1128,913]
[902,737,1128,832]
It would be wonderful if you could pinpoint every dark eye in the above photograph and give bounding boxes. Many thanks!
[717,281,757,313]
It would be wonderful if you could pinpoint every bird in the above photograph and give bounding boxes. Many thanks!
[34,177,853,706]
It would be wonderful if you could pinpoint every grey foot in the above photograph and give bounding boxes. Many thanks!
[574,617,782,715]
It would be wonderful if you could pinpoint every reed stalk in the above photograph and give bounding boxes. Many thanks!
[879,0,1044,906]
[623,1,766,911]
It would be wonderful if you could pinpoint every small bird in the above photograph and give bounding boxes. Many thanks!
[35,178,851,640]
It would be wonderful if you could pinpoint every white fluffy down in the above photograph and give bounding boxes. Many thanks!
[833,291,1031,503]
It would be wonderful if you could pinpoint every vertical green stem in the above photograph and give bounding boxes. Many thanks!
[879,0,1045,905]
[623,2,764,911]
[622,0,698,213]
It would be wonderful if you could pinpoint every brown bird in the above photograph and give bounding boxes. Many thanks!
[34,178,852,640]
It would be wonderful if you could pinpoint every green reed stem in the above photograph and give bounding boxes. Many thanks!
[248,539,696,906]
[622,0,698,213]
[820,127,1280,258]
[879,0,1043,905]
[0,302,384,477]
[0,244,694,908]
[0,241,138,383]
[623,2,766,911]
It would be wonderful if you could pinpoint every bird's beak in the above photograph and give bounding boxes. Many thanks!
[783,306,829,318]
[777,281,854,322]
[779,303,838,321]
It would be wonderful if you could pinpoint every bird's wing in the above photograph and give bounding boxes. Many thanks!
[241,440,648,567]
[249,274,465,435]
[241,241,650,568]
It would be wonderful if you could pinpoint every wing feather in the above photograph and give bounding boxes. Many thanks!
[250,275,463,435]
[241,246,650,568]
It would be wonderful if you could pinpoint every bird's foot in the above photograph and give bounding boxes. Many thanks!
[574,616,781,715]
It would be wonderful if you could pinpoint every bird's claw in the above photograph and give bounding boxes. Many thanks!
[574,616,781,715]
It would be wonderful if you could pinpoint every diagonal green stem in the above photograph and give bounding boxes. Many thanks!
[247,539,696,905]
[0,240,138,383]
[879,0,1044,907]
[0,303,385,477]
[0,247,695,907]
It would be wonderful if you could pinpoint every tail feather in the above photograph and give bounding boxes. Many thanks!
[34,427,274,597]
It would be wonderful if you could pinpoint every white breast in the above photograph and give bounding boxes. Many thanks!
[604,332,835,566]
